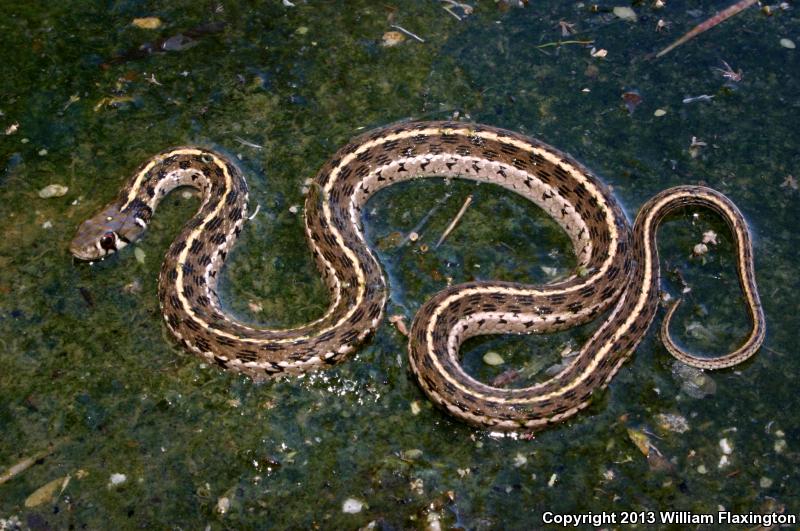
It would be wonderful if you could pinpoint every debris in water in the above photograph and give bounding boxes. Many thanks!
[656,0,759,58]
[342,498,364,513]
[131,17,162,29]
[389,314,409,336]
[38,184,68,198]
[621,90,643,115]
[491,369,520,387]
[713,60,743,82]
[613,6,638,22]
[626,427,652,456]
[719,437,733,455]
[381,31,405,47]
[689,136,707,158]
[389,24,424,43]
[436,194,473,248]
[24,476,69,508]
[682,94,714,104]
[103,21,226,67]
[482,351,505,366]
[107,473,127,488]
[672,361,717,398]
[557,20,576,37]
[655,413,690,433]
[590,47,608,58]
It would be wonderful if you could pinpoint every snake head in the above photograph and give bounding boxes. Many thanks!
[69,203,146,261]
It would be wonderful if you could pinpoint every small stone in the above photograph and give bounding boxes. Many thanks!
[541,266,558,277]
[760,477,773,488]
[108,473,127,488]
[216,496,230,514]
[697,464,707,474]
[513,452,527,467]
[295,26,309,35]
[774,439,787,453]
[702,230,718,245]
[718,455,730,468]
[342,498,364,513]
[409,478,424,495]
[613,6,638,22]
[381,31,405,47]
[780,38,795,49]
[289,205,299,214]
[655,413,690,433]
[38,149,48,156]
[590,47,608,58]
[408,231,419,242]
[410,401,421,415]
[42,220,53,229]
[482,351,505,366]
[134,247,146,264]
[693,243,708,256]
[401,449,423,461]
[654,109,667,117]
[38,184,68,198]
[719,438,733,455]
[547,473,558,487]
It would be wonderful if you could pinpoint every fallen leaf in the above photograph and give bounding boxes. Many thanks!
[132,17,162,29]
[626,427,651,457]
[25,476,68,507]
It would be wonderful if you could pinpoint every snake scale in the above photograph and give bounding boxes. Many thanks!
[70,121,766,431]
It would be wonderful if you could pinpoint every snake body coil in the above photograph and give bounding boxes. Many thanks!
[70,122,765,431]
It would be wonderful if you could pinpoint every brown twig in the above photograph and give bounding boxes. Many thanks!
[436,195,473,248]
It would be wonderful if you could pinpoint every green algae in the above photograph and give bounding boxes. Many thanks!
[1,1,798,529]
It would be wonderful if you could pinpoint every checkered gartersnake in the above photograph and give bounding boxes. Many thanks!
[70,122,765,431]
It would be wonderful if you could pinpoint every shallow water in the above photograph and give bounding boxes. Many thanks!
[1,1,798,529]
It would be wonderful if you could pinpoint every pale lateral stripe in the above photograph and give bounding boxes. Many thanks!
[175,127,620,347]
[420,189,757,405]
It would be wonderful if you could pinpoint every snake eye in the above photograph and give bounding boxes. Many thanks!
[99,231,117,251]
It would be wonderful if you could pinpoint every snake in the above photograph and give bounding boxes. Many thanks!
[70,121,766,431]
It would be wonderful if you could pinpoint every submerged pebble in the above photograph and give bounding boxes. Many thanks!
[482,351,505,366]
[613,6,638,22]
[381,31,405,47]
[513,453,527,467]
[672,362,717,398]
[780,38,795,49]
[655,413,689,433]
[719,438,733,455]
[342,498,364,513]
[38,184,68,198]
[108,473,126,488]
